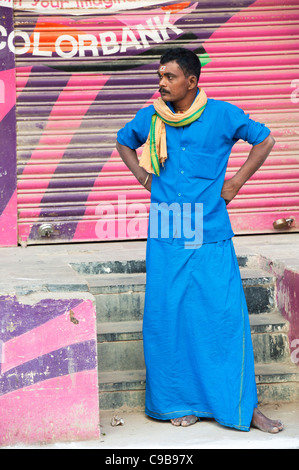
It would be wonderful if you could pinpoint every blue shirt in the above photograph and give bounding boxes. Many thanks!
[117,97,270,246]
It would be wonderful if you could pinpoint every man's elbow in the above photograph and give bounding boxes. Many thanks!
[254,133,275,155]
[264,133,275,149]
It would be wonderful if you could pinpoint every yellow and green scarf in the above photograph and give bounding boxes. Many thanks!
[139,88,208,176]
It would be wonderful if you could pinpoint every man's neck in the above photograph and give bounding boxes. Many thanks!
[172,89,198,113]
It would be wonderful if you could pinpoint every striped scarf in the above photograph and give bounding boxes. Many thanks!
[139,88,208,176]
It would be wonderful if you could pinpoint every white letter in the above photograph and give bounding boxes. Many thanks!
[149,202,180,239]
[78,34,99,57]
[33,32,52,56]
[120,27,142,53]
[55,34,78,58]
[183,203,203,249]
[291,79,299,104]
[291,339,299,364]
[127,203,147,238]
[99,31,119,55]
[136,19,162,48]
[116,195,127,239]
[153,12,183,41]
[95,204,116,239]
[8,30,31,55]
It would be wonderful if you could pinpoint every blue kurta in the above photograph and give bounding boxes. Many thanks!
[117,96,270,431]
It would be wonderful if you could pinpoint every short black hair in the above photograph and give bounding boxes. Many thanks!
[160,48,201,82]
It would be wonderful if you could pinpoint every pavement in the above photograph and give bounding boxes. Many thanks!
[3,403,299,449]
[1,232,299,450]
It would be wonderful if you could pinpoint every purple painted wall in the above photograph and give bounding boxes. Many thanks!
[0,294,100,446]
[276,269,299,366]
[0,6,17,246]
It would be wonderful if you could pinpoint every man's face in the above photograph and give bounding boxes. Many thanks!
[157,61,191,103]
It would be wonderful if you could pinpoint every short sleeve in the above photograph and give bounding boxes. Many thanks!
[117,105,154,150]
[227,103,271,146]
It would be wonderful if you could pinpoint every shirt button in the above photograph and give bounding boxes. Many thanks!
[181,147,186,151]
[180,170,184,174]
[178,193,181,197]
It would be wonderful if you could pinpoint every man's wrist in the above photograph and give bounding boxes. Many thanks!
[230,175,243,192]
[136,169,150,186]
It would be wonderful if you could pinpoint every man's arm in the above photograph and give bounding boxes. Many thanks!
[221,134,275,204]
[116,141,152,192]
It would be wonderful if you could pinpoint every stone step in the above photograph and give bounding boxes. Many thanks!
[71,255,252,277]
[98,370,146,410]
[250,313,290,364]
[92,267,275,323]
[98,363,299,410]
[71,259,146,276]
[97,312,290,373]
[255,363,299,405]
[97,334,145,372]
[98,320,143,343]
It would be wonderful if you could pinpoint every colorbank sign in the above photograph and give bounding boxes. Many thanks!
[0,0,169,14]
[0,10,185,56]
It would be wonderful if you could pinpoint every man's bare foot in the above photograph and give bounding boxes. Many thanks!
[170,415,199,427]
[251,408,284,433]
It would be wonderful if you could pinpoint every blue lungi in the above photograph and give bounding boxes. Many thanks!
[143,237,258,431]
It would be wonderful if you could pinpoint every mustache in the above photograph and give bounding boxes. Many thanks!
[159,87,170,94]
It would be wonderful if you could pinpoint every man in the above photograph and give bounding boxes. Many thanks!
[116,48,283,433]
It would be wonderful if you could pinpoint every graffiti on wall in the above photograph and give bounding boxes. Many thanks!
[0,6,17,246]
[0,0,298,245]
[0,295,99,445]
[0,0,262,245]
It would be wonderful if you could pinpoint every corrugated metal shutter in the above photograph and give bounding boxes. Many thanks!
[204,0,299,235]
[15,0,299,244]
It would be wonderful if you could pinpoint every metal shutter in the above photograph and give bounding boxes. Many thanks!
[15,0,299,244]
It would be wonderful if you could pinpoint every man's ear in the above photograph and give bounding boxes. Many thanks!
[188,75,198,90]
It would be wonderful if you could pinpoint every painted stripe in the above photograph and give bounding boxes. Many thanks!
[0,370,99,446]
[18,73,110,241]
[0,189,17,246]
[0,340,97,397]
[0,69,16,122]
[2,300,96,374]
[0,296,82,343]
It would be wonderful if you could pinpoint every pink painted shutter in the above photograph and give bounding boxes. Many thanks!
[15,0,299,245]
[204,0,299,235]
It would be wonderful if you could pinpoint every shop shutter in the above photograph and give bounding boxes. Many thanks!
[15,0,299,244]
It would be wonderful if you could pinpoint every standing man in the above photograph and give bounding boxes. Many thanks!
[116,48,283,433]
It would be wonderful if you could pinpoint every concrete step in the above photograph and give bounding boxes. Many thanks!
[91,267,275,324]
[250,313,291,364]
[72,255,251,277]
[98,363,299,410]
[97,313,290,373]
[91,261,298,411]
[99,370,146,411]
[255,363,299,405]
[241,268,275,314]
